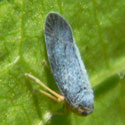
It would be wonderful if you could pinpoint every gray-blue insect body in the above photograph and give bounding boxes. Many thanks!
[44,12,94,115]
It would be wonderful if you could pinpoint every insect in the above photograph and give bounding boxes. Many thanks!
[25,12,94,116]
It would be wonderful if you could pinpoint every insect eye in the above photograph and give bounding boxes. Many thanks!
[82,111,88,116]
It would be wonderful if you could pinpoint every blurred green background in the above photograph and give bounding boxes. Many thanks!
[0,0,125,125]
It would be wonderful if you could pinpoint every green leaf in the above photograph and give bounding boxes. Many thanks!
[0,0,125,125]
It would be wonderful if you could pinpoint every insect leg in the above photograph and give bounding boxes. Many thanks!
[43,59,49,68]
[25,73,64,102]
[39,90,62,103]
